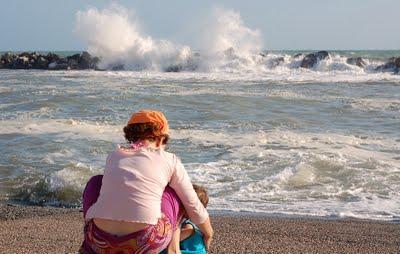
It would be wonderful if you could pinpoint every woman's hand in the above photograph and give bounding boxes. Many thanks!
[167,227,182,254]
[197,217,213,251]
[203,232,213,252]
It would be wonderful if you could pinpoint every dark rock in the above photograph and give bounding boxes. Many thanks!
[91,56,100,69]
[46,53,60,63]
[300,54,317,68]
[19,52,31,58]
[1,52,16,67]
[268,57,285,68]
[67,59,79,69]
[79,51,97,69]
[376,62,396,71]
[259,52,268,57]
[111,64,124,71]
[63,54,79,69]
[65,54,79,69]
[30,52,39,60]
[395,57,400,68]
[67,53,81,61]
[36,56,49,69]
[300,51,330,68]
[48,58,69,70]
[293,53,303,58]
[347,57,367,68]
[165,64,183,72]
[375,57,400,73]
[13,56,30,69]
[0,51,100,70]
[48,52,100,70]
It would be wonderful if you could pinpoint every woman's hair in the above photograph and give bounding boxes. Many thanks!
[193,184,209,207]
[123,122,169,145]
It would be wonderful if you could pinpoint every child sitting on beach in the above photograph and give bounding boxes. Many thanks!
[161,184,209,254]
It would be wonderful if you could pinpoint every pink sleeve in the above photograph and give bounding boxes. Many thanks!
[169,155,209,225]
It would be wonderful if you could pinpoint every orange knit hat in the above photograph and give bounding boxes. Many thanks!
[127,110,169,135]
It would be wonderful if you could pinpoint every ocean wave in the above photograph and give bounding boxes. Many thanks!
[72,5,400,78]
[3,124,399,219]
[0,119,123,142]
[11,163,99,207]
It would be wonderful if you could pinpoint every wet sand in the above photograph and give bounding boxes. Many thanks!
[0,204,399,254]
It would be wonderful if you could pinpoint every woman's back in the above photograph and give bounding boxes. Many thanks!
[86,147,176,225]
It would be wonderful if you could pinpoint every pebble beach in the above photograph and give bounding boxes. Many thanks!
[1,204,399,254]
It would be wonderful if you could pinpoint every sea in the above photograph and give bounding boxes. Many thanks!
[0,50,399,222]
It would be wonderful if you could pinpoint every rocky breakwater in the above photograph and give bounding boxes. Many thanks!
[300,51,330,68]
[294,51,399,74]
[375,56,400,73]
[346,57,367,68]
[0,51,99,70]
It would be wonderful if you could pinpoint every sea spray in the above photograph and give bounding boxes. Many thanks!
[74,5,265,72]
[202,7,262,55]
[193,7,264,72]
[75,5,192,71]
[73,5,400,75]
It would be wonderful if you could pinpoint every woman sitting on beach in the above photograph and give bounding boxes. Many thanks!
[80,110,213,253]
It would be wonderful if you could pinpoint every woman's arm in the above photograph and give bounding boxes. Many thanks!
[167,227,182,254]
[180,223,194,241]
[168,155,213,249]
[196,217,213,251]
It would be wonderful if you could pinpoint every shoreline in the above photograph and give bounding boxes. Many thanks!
[209,209,400,224]
[1,204,399,253]
[3,202,399,224]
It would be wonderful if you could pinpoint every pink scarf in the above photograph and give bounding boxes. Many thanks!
[118,141,148,152]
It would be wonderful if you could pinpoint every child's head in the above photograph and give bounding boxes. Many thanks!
[178,184,209,221]
[193,184,209,208]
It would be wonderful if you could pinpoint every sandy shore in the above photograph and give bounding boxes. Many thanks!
[0,204,399,254]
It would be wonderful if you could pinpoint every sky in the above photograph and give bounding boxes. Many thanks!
[0,0,399,51]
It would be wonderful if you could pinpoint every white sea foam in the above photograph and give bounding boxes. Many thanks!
[350,98,400,112]
[174,129,400,164]
[5,65,398,84]
[1,117,399,219]
[47,162,100,191]
[175,128,400,220]
[0,119,124,143]
[189,157,400,220]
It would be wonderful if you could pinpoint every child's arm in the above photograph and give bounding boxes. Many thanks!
[180,223,195,241]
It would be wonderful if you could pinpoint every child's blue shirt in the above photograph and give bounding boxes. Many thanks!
[179,220,206,254]
[160,220,207,254]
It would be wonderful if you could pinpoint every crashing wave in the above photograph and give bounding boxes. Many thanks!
[72,5,400,75]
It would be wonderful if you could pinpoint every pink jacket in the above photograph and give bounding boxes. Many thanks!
[86,147,209,225]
